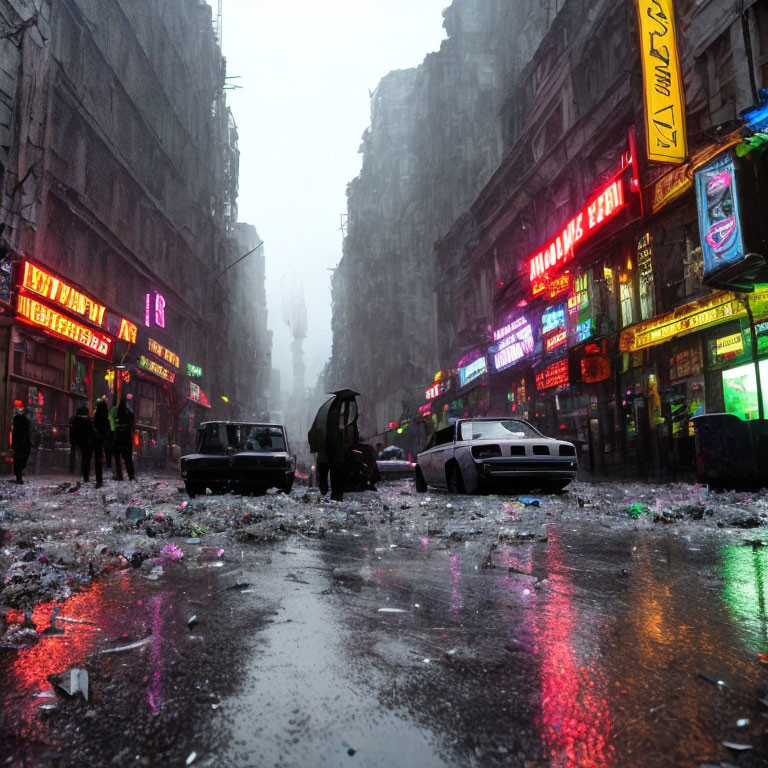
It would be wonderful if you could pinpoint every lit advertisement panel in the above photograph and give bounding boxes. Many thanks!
[16,295,113,358]
[148,338,180,368]
[695,152,747,281]
[636,0,687,164]
[492,317,534,372]
[459,355,487,388]
[139,355,176,383]
[535,358,569,391]
[21,261,106,326]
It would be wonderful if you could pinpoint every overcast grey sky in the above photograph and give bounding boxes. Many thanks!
[211,0,448,394]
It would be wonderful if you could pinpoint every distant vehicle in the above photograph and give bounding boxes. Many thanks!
[180,421,295,497]
[414,418,577,494]
[376,445,415,479]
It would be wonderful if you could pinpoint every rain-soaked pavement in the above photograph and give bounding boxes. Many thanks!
[2,478,768,767]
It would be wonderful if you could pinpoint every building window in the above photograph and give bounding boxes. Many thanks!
[619,267,634,327]
[637,232,656,320]
[755,0,768,88]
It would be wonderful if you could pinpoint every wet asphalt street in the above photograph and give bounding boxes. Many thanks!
[2,481,768,767]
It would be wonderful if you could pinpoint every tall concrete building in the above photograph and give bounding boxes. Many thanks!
[0,0,270,468]
[327,0,558,438]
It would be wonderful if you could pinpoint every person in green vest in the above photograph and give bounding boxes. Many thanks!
[105,398,118,477]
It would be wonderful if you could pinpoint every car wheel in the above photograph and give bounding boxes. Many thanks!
[414,466,428,493]
[447,462,466,494]
[280,479,294,494]
[184,481,203,498]
[543,480,571,494]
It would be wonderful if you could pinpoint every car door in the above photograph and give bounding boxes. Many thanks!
[427,425,456,488]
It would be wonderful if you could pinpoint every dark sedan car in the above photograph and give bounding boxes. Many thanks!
[180,421,295,496]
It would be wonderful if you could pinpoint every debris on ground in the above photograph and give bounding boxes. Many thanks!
[48,668,89,701]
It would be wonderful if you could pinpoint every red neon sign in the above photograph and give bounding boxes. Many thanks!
[528,179,626,289]
[535,358,570,391]
[17,295,113,358]
[545,330,567,352]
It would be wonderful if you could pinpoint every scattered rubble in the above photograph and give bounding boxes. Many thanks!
[1,475,768,647]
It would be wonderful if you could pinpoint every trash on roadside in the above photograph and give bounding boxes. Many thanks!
[626,502,648,519]
[185,538,201,545]
[125,506,149,524]
[99,636,152,654]
[48,668,89,701]
[160,543,184,561]
[697,672,726,687]
[518,497,541,507]
[41,606,64,636]
[186,752,197,765]
[187,615,198,628]
[722,741,752,751]
[378,607,407,613]
[736,718,750,727]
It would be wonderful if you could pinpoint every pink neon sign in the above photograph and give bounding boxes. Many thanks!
[145,291,166,329]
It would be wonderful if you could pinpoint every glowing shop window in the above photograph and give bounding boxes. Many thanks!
[722,361,768,420]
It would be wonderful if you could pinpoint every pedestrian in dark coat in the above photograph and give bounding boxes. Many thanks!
[11,407,31,485]
[70,405,95,483]
[92,399,110,488]
[113,397,135,481]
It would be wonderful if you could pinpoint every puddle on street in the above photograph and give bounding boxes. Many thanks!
[308,524,768,768]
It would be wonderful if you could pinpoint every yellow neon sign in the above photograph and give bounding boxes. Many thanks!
[636,0,687,164]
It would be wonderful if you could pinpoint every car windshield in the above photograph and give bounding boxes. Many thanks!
[197,422,231,453]
[196,423,287,453]
[236,425,286,452]
[459,420,540,441]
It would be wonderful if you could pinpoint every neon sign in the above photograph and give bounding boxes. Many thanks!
[547,273,571,300]
[575,320,592,342]
[542,305,566,335]
[492,317,534,372]
[21,261,106,326]
[16,295,113,358]
[459,355,487,388]
[425,380,450,400]
[138,355,175,382]
[187,363,203,378]
[528,179,626,288]
[545,330,567,352]
[418,403,432,417]
[189,381,211,408]
[117,319,137,343]
[619,291,735,352]
[493,316,528,342]
[535,358,570,391]
[148,338,180,368]
[145,291,166,328]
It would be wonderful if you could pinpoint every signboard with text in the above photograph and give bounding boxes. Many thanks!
[636,0,687,163]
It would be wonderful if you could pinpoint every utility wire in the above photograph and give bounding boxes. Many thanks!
[217,241,264,278]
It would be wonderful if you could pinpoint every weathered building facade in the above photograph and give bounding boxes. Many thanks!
[0,0,270,469]
[328,0,560,438]
[330,0,768,478]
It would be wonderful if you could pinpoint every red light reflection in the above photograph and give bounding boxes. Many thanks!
[533,531,614,767]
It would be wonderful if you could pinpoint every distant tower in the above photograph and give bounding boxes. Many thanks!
[216,0,223,45]
[283,280,308,447]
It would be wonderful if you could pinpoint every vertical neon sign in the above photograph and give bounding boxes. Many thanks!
[145,291,167,329]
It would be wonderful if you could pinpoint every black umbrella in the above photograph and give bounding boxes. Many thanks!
[328,388,360,399]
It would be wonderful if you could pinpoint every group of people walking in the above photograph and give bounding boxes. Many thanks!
[11,396,136,485]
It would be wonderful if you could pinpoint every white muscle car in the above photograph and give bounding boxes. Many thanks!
[414,418,578,494]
